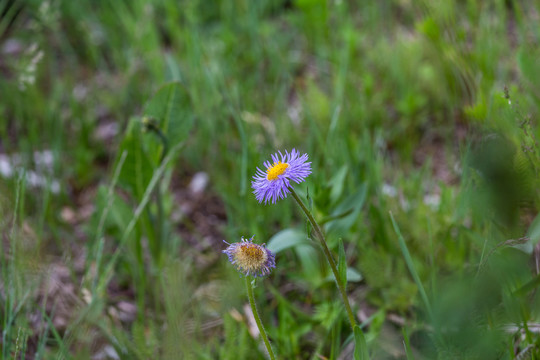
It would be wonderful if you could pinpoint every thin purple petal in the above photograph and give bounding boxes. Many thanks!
[251,149,312,204]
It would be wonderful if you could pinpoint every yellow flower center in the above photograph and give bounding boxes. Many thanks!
[235,243,268,271]
[266,161,289,181]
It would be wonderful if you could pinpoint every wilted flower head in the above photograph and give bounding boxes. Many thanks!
[223,236,276,277]
[252,149,311,204]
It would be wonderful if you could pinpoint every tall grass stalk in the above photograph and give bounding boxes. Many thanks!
[91,150,127,294]
[390,212,433,319]
[97,142,184,294]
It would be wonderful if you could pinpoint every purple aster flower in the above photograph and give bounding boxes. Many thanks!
[252,149,312,204]
[223,236,276,277]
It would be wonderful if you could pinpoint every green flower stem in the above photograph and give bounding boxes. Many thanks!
[245,276,276,360]
[288,187,357,330]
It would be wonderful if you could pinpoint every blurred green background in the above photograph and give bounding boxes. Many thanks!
[1,0,540,358]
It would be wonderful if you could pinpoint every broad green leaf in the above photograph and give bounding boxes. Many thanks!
[115,118,154,199]
[326,183,367,234]
[143,82,193,162]
[267,229,310,254]
[329,165,348,203]
[93,185,133,234]
[295,244,322,285]
[353,325,369,360]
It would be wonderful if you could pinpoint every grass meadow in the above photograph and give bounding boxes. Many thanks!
[2,0,540,358]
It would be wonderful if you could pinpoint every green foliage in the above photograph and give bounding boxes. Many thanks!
[2,0,540,358]
[116,119,154,197]
[143,82,194,162]
[337,239,347,288]
[267,228,310,254]
[353,325,370,360]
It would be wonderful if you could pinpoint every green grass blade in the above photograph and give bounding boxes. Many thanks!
[390,211,433,319]
[402,326,415,360]
[97,142,185,294]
